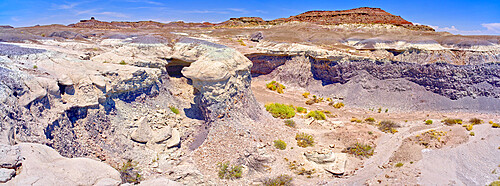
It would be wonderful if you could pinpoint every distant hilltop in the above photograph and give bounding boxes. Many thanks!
[68,7,434,31]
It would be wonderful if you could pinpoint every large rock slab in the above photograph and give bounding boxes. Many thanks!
[0,168,15,183]
[4,143,121,185]
[0,144,21,169]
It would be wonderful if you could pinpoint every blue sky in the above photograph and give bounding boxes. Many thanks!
[0,0,499,35]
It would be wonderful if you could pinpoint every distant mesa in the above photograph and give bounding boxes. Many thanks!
[68,7,434,31]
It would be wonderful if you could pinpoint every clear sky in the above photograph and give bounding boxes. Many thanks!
[1,0,499,35]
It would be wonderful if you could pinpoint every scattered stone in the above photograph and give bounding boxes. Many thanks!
[151,126,172,144]
[326,153,347,175]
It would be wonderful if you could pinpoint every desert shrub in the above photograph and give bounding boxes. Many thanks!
[307,110,326,120]
[119,60,127,65]
[295,133,314,148]
[395,163,404,167]
[274,140,287,150]
[469,118,483,125]
[331,102,344,109]
[464,124,473,131]
[493,123,500,128]
[169,106,179,115]
[425,120,433,125]
[296,107,307,113]
[377,108,382,113]
[365,117,375,122]
[385,109,389,113]
[284,119,296,128]
[237,39,246,46]
[343,143,374,158]
[378,120,399,134]
[262,174,293,186]
[302,92,310,98]
[265,103,295,119]
[469,132,475,136]
[266,81,285,94]
[326,97,333,102]
[351,117,362,123]
[217,162,243,179]
[490,181,500,186]
[119,160,142,184]
[490,121,494,124]
[33,65,38,69]
[442,118,462,125]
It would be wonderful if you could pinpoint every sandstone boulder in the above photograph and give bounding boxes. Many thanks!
[0,168,15,183]
[166,128,180,148]
[131,117,152,143]
[250,31,264,42]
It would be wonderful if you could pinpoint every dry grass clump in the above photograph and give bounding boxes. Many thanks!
[295,133,314,148]
[442,118,462,125]
[351,117,362,123]
[262,174,293,186]
[415,129,447,148]
[265,103,295,119]
[217,162,243,179]
[330,102,344,109]
[284,119,296,128]
[464,124,473,131]
[493,123,500,128]
[302,92,310,98]
[305,95,323,105]
[378,120,399,134]
[395,162,404,168]
[119,60,127,65]
[469,118,483,125]
[307,110,326,120]
[342,143,374,159]
[119,160,142,184]
[425,120,433,125]
[286,159,316,178]
[274,140,287,150]
[266,81,286,94]
[365,117,375,122]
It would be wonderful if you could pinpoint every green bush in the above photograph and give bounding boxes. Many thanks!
[169,106,180,115]
[263,174,293,186]
[119,60,127,65]
[425,120,433,125]
[33,65,38,69]
[490,181,500,186]
[274,140,287,150]
[307,111,326,120]
[343,143,374,159]
[395,163,404,167]
[469,118,483,125]
[119,160,142,184]
[284,119,296,128]
[265,103,295,119]
[296,107,307,113]
[295,133,314,148]
[266,81,286,94]
[493,123,500,128]
[442,118,462,125]
[217,162,243,179]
